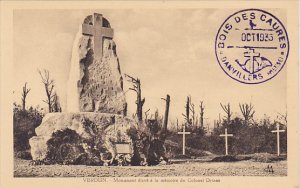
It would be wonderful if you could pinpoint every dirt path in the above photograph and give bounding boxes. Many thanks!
[14,158,287,177]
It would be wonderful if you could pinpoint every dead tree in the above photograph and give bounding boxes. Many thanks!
[277,111,287,126]
[38,69,56,113]
[182,96,191,127]
[213,113,222,128]
[189,96,195,127]
[195,115,199,128]
[144,109,150,121]
[125,74,145,123]
[52,92,62,112]
[154,110,159,120]
[199,101,205,128]
[239,103,255,125]
[21,82,31,111]
[161,94,170,133]
[220,103,232,122]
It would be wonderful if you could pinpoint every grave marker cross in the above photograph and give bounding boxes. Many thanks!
[82,13,114,60]
[271,124,285,156]
[178,124,191,155]
[219,128,233,155]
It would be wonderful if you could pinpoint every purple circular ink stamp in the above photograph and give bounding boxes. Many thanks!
[215,9,289,84]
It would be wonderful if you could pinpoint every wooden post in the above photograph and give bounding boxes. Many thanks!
[220,128,233,155]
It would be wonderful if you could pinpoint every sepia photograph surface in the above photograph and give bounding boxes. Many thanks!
[0,1,299,188]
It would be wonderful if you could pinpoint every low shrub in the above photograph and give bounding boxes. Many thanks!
[16,150,32,160]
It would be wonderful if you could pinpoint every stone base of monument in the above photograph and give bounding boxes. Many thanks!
[29,112,137,165]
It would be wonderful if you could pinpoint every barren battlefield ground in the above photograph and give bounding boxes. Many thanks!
[14,158,287,177]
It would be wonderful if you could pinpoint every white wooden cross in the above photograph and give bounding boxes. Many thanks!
[178,124,191,155]
[271,124,285,156]
[82,13,114,60]
[219,128,233,155]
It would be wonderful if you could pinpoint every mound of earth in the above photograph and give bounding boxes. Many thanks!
[250,153,287,163]
[211,155,240,162]
[164,139,214,159]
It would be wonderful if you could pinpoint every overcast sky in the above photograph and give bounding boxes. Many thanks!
[13,9,287,127]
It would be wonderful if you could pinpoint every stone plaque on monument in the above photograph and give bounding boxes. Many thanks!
[115,143,132,154]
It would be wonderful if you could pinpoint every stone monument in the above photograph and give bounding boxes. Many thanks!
[67,13,127,114]
[29,13,136,165]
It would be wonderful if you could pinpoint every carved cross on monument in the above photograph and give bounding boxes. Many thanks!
[271,124,285,156]
[219,128,233,155]
[178,124,191,155]
[82,13,114,60]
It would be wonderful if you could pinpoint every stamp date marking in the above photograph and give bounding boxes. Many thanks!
[215,9,289,84]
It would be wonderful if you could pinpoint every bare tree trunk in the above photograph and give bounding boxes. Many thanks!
[45,84,52,112]
[125,74,145,123]
[186,96,190,124]
[239,103,255,125]
[277,111,287,126]
[52,92,62,112]
[199,101,204,128]
[136,79,144,122]
[220,103,232,122]
[38,69,55,113]
[144,109,150,121]
[162,94,170,133]
[21,82,30,111]
[218,113,221,127]
[182,96,191,127]
[189,97,195,127]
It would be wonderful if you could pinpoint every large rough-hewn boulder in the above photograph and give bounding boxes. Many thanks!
[66,13,126,114]
[29,112,137,164]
